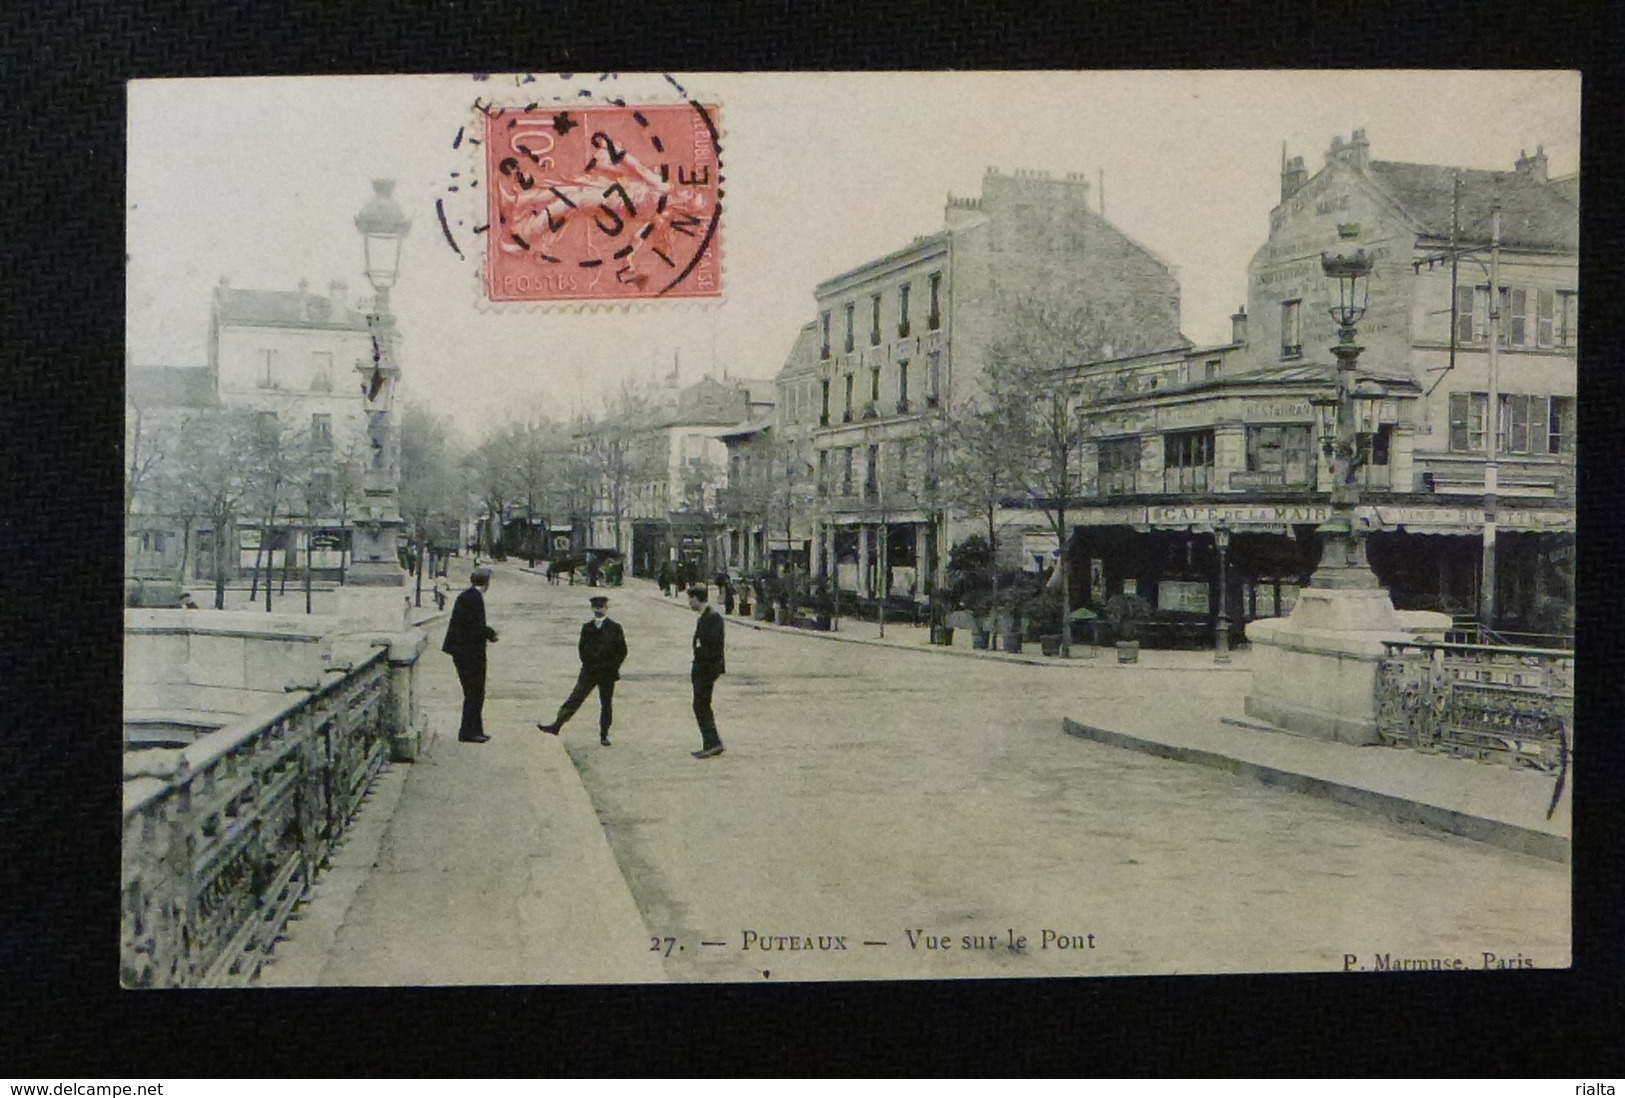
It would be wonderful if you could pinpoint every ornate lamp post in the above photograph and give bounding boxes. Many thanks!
[348,179,412,586]
[1212,518,1231,664]
[1308,249,1380,591]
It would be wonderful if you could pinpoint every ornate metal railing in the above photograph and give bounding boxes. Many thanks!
[121,648,393,988]
[1375,639,1573,772]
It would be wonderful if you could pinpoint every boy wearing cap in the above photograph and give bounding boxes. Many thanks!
[442,566,499,743]
[538,594,628,746]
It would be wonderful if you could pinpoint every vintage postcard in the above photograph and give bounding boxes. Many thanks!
[122,71,1576,987]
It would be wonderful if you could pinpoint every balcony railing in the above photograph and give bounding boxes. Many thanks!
[1375,639,1573,773]
[121,648,398,988]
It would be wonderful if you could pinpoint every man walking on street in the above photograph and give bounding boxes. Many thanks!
[538,595,627,746]
[442,566,499,743]
[688,585,726,759]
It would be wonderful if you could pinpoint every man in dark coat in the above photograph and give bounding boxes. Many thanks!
[442,566,499,743]
[538,594,628,746]
[687,585,726,759]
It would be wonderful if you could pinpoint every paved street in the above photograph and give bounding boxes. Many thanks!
[481,564,1569,983]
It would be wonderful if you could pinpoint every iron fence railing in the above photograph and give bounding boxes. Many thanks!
[1375,639,1573,773]
[121,648,393,988]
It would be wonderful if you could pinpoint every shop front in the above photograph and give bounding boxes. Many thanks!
[1068,500,1573,647]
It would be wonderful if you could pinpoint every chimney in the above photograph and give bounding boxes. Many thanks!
[1231,306,1248,346]
[1348,128,1370,170]
[1515,145,1548,183]
[1280,154,1308,201]
[329,279,348,312]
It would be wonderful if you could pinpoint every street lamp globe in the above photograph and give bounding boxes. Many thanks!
[355,179,412,291]
[1321,248,1373,331]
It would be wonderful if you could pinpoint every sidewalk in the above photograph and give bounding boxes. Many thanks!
[610,573,1251,673]
[259,573,665,986]
[615,573,1569,862]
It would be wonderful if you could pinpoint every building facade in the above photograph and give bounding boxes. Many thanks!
[796,166,1185,602]
[1065,132,1576,643]
[583,375,770,578]
[125,277,405,593]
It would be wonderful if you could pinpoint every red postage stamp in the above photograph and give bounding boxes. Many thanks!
[483,102,722,302]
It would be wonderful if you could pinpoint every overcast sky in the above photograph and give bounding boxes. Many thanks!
[127,71,1578,437]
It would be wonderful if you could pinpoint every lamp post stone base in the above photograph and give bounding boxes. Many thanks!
[344,561,406,587]
[1243,588,1450,746]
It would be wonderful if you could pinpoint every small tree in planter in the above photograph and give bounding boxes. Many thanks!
[1026,587,1065,655]
[994,586,1026,653]
[1103,593,1152,664]
[945,536,995,647]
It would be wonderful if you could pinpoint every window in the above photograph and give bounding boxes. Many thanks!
[253,410,279,445]
[1204,359,1221,381]
[1548,396,1576,454]
[1162,430,1214,494]
[870,294,882,346]
[1245,425,1313,486]
[1557,290,1577,348]
[842,447,854,494]
[1503,393,1536,453]
[820,378,831,425]
[1455,285,1480,343]
[844,374,854,421]
[898,283,911,336]
[1355,425,1393,489]
[311,413,333,448]
[1506,288,1528,346]
[820,311,831,359]
[1357,425,1392,466]
[818,450,830,497]
[309,472,333,509]
[896,441,910,492]
[928,272,942,330]
[1500,394,1575,456]
[1448,392,1489,452]
[871,366,881,404]
[865,445,879,499]
[310,351,334,391]
[927,351,941,406]
[1098,438,1140,495]
[258,349,276,388]
[898,359,910,411]
[844,303,855,353]
[1281,300,1302,357]
[1535,289,1555,347]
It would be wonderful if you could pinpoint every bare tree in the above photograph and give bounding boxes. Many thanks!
[400,403,464,605]
[158,408,261,609]
[243,413,314,611]
[940,393,1022,643]
[982,290,1123,655]
[586,381,657,554]
[465,429,520,557]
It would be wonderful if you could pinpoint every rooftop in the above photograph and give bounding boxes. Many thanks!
[126,365,218,409]
[1367,160,1577,252]
[213,284,370,330]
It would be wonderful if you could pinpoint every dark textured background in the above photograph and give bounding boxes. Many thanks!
[3,0,1621,1079]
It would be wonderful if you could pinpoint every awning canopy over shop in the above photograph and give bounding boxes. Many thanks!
[1373,505,1574,535]
[1068,502,1572,536]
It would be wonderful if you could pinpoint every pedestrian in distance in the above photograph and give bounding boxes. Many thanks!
[537,595,628,746]
[658,561,672,596]
[687,585,726,759]
[441,566,499,743]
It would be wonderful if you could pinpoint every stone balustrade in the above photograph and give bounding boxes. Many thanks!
[121,614,428,988]
[1375,639,1574,771]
